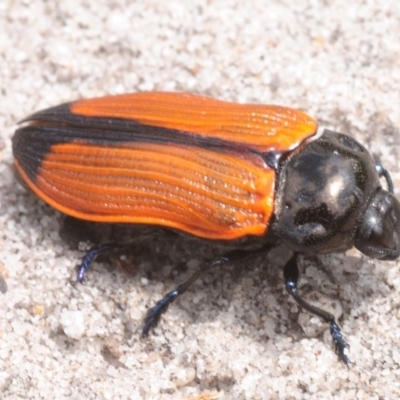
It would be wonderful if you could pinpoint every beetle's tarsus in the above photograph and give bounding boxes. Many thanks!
[142,246,270,336]
[284,253,352,365]
[77,244,114,282]
[142,290,180,335]
[330,322,351,365]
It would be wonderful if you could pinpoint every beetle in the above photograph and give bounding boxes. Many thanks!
[12,92,400,365]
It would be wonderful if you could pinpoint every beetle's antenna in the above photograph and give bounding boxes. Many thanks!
[375,164,394,193]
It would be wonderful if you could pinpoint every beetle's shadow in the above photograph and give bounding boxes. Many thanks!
[59,216,386,349]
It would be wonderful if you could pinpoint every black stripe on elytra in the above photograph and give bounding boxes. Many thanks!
[13,102,284,181]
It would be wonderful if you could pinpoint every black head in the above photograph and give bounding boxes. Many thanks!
[272,130,400,257]
[355,190,400,260]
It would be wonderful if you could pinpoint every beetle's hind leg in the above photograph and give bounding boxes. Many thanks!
[77,240,142,282]
[284,253,350,365]
[77,244,116,282]
[142,246,271,336]
[76,227,168,282]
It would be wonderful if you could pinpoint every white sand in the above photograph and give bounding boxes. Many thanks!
[1,1,400,399]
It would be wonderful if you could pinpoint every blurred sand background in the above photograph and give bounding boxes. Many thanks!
[1,1,400,399]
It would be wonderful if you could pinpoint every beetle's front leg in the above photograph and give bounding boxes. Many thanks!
[284,253,350,365]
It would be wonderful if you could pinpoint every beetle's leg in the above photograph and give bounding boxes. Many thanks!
[77,229,168,282]
[143,247,270,335]
[77,244,115,282]
[77,239,148,282]
[284,253,350,365]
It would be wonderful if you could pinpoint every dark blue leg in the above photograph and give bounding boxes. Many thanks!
[284,253,351,366]
[77,244,114,282]
[143,247,270,335]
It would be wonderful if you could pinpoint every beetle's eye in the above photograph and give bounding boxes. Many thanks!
[355,190,400,260]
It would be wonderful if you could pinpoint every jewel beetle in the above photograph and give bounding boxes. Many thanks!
[12,92,400,365]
